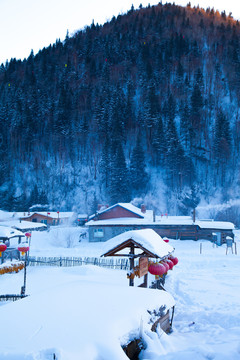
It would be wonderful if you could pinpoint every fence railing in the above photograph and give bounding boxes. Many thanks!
[2,248,20,262]
[28,256,130,270]
[0,294,28,302]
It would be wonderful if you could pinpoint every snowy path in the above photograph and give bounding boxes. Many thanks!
[141,239,240,359]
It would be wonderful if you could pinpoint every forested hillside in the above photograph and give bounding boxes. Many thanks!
[1,2,240,220]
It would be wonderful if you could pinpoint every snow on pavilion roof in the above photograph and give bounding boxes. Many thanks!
[0,226,25,239]
[101,229,174,259]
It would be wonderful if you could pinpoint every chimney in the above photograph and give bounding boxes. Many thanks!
[97,204,109,212]
[192,208,196,223]
[141,204,146,214]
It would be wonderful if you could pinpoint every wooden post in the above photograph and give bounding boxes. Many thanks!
[21,253,27,295]
[143,273,148,288]
[235,242,237,255]
[170,306,175,327]
[200,243,202,254]
[129,244,135,287]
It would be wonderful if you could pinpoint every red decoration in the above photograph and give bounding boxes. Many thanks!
[25,233,31,237]
[163,238,169,243]
[165,259,174,270]
[170,256,178,266]
[148,262,166,276]
[18,245,29,253]
[162,261,169,272]
[47,212,50,215]
[0,243,7,252]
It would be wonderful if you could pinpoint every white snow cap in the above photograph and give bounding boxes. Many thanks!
[0,226,25,239]
[89,202,153,220]
[102,229,174,258]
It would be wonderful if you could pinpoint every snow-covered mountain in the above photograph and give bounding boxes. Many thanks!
[0,3,240,223]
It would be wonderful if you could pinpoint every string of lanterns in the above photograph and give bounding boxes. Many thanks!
[148,256,178,277]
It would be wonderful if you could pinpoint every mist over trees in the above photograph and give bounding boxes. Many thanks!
[0,3,240,219]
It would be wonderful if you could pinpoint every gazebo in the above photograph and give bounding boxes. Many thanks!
[101,229,174,287]
[0,226,25,246]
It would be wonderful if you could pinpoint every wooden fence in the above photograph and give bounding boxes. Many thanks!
[0,294,28,302]
[28,256,130,270]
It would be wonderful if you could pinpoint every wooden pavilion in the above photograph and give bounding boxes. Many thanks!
[101,229,174,287]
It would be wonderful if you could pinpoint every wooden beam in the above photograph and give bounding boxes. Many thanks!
[129,244,135,287]
[102,238,158,258]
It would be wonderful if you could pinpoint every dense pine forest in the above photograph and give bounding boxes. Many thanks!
[1,2,240,221]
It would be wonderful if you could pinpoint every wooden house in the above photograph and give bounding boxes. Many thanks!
[86,203,235,243]
[20,212,76,226]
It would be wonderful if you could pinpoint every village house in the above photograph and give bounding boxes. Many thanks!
[86,203,235,244]
[19,211,76,226]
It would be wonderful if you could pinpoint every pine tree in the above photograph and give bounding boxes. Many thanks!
[130,134,149,194]
[109,142,130,204]
[29,185,40,208]
[152,115,165,165]
[100,135,111,189]
[190,82,204,153]
[180,103,191,152]
[165,94,191,189]
[214,109,232,164]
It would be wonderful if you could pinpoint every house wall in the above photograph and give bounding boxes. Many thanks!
[88,224,234,243]
[89,226,120,242]
[21,214,60,226]
[94,206,142,221]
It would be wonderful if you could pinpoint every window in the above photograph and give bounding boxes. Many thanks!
[94,229,104,238]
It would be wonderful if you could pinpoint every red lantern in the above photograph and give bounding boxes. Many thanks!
[25,233,31,238]
[18,245,29,255]
[170,256,178,266]
[165,259,174,270]
[162,261,169,272]
[148,262,166,276]
[0,243,7,257]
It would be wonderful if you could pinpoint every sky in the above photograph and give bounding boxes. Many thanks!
[0,0,239,64]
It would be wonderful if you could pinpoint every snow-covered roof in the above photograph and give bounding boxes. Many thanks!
[87,215,235,230]
[0,220,47,231]
[195,220,234,230]
[89,203,153,220]
[20,212,75,219]
[86,218,154,226]
[0,226,25,239]
[78,214,88,218]
[102,229,174,259]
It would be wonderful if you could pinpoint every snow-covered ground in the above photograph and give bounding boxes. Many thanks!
[0,227,240,359]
